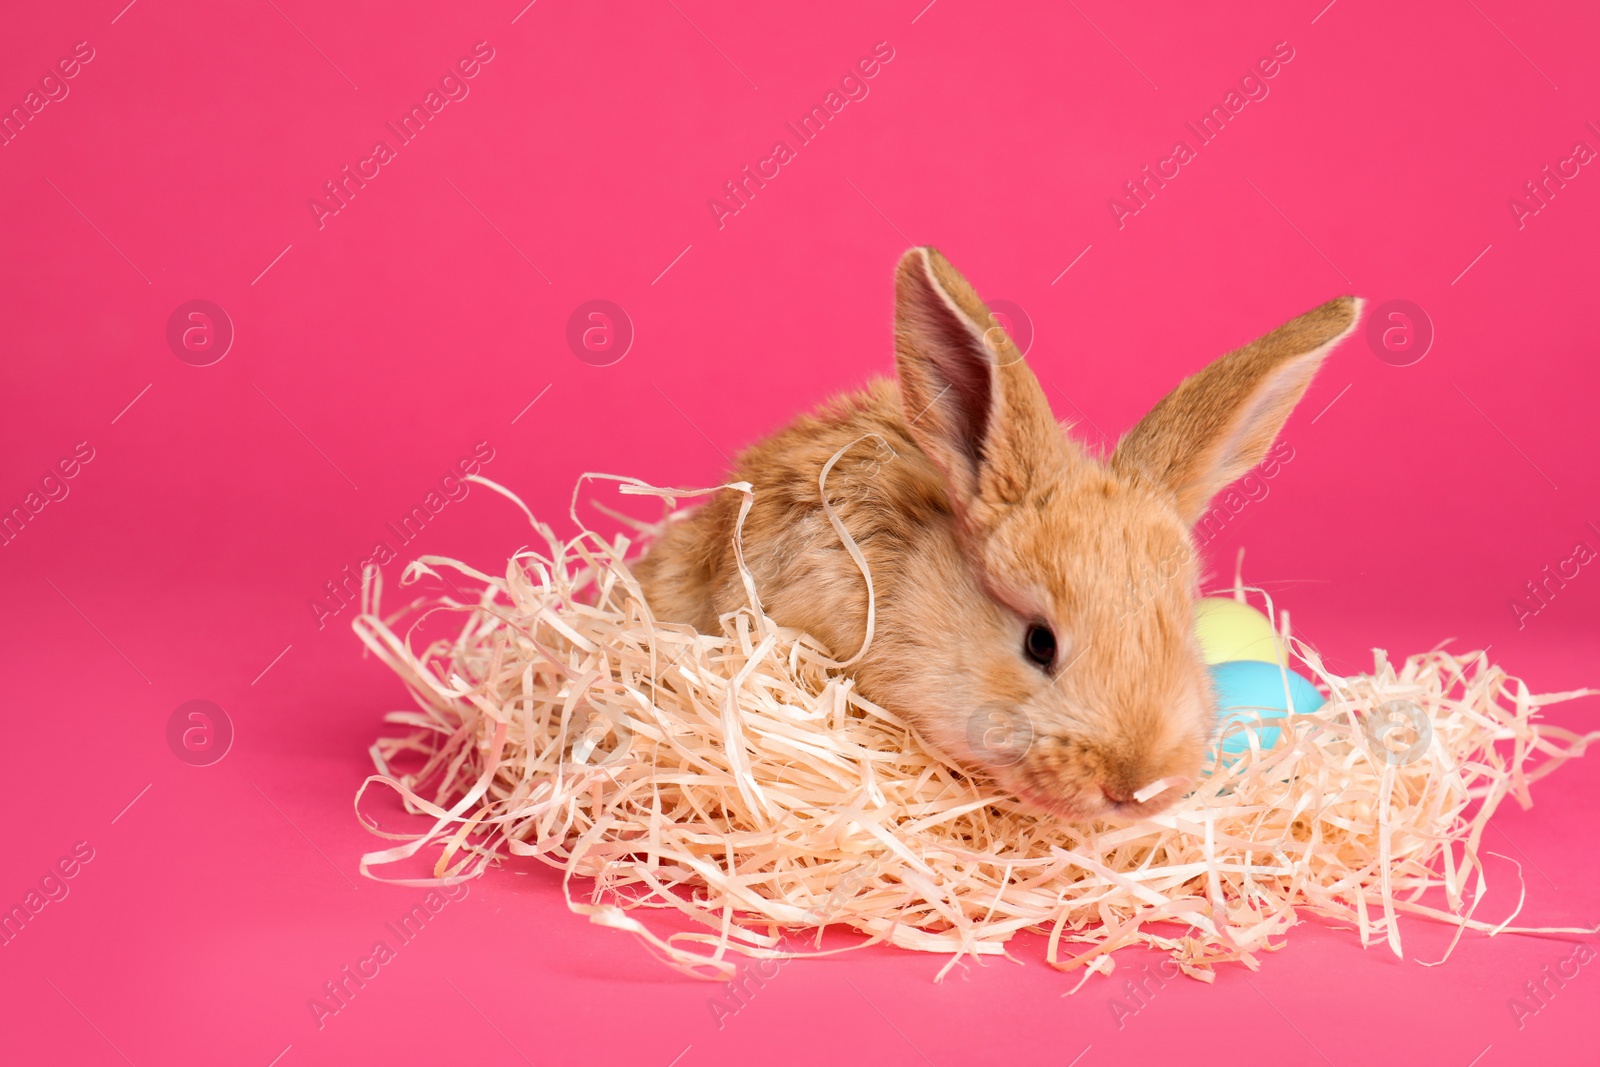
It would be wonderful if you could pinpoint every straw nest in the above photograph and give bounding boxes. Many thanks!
[354,474,1597,986]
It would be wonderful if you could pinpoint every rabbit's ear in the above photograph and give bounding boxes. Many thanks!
[894,247,1061,525]
[1111,297,1363,525]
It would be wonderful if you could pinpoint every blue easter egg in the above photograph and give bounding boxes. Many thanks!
[1209,659,1326,757]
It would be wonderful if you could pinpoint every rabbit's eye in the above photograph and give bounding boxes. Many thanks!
[1023,623,1056,670]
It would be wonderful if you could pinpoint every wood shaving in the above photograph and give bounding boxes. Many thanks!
[353,474,1598,984]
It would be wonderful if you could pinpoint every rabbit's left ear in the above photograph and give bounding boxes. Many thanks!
[893,247,1063,530]
[1112,297,1363,525]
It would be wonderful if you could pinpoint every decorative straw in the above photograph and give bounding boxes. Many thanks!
[354,474,1598,984]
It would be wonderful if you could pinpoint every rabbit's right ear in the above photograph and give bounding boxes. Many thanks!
[893,247,1062,532]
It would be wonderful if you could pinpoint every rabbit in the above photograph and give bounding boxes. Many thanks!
[634,246,1361,820]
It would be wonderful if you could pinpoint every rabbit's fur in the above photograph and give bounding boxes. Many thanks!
[636,247,1360,820]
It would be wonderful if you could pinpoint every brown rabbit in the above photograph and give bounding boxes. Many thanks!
[635,247,1361,820]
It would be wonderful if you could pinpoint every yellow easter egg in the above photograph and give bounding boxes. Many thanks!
[1193,597,1285,667]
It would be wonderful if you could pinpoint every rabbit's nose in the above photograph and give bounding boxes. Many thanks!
[1103,776,1190,809]
[1100,784,1133,804]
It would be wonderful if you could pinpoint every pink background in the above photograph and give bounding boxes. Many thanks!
[3,1,1598,1064]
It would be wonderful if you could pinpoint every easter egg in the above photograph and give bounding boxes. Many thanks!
[1209,659,1326,757]
[1194,597,1285,667]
